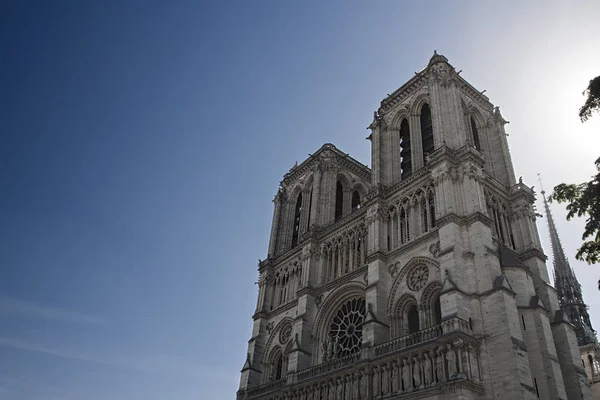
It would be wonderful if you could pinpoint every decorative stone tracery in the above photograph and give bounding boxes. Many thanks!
[407,264,429,291]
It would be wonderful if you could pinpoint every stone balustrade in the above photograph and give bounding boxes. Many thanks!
[242,318,482,400]
[374,324,442,357]
[296,352,361,382]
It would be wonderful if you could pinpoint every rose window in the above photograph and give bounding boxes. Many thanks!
[279,323,292,344]
[407,264,429,291]
[329,297,366,358]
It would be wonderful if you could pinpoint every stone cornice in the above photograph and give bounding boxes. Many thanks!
[379,73,427,113]
[281,144,371,186]
[386,230,440,260]
[253,299,299,321]
[317,208,366,240]
[456,74,493,111]
[466,212,493,227]
[315,266,368,295]
[365,251,387,264]
[519,248,547,262]
[501,265,533,279]
[383,167,431,200]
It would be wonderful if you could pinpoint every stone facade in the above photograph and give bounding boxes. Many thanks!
[237,52,593,400]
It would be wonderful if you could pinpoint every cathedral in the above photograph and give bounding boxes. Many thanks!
[237,52,600,400]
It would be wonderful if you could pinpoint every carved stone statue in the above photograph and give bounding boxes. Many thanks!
[269,362,275,380]
[328,380,335,400]
[321,341,329,362]
[344,375,352,400]
[327,339,335,360]
[424,353,432,385]
[391,361,400,393]
[436,349,445,383]
[372,366,380,398]
[446,344,457,378]
[353,372,360,399]
[359,370,368,399]
[299,388,306,400]
[402,358,411,391]
[333,336,339,359]
[336,377,343,400]
[412,357,422,388]
[381,364,389,395]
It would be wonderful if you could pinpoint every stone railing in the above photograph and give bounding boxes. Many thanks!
[296,352,360,382]
[244,317,482,400]
[246,378,286,398]
[374,324,442,357]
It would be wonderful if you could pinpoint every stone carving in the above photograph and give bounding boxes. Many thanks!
[424,353,432,385]
[372,366,380,398]
[299,388,306,400]
[353,372,360,399]
[446,344,457,378]
[381,364,389,395]
[266,322,275,335]
[315,294,323,308]
[402,359,411,391]
[279,322,293,344]
[391,361,400,393]
[388,262,401,278]
[359,370,368,399]
[336,377,343,399]
[344,375,352,400]
[327,380,335,400]
[435,349,445,383]
[429,241,440,258]
[412,357,422,388]
[407,264,429,291]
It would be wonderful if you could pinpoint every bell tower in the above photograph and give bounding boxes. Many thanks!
[237,52,594,400]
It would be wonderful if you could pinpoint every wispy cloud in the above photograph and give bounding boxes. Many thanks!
[0,296,103,325]
[0,336,233,383]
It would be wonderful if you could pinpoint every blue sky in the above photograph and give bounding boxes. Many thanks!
[1,1,600,399]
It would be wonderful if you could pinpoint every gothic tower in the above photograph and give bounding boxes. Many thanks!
[540,183,600,397]
[237,52,593,400]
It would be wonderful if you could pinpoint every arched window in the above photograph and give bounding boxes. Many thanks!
[433,296,442,325]
[328,297,366,359]
[407,304,419,334]
[428,191,436,228]
[275,354,283,380]
[291,193,302,247]
[351,191,361,210]
[421,197,428,233]
[470,117,481,151]
[306,189,313,231]
[400,118,412,178]
[335,181,343,221]
[420,104,434,164]
[400,209,407,244]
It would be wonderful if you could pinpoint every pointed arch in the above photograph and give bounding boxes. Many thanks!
[387,256,440,315]
[391,293,418,338]
[311,282,366,363]
[421,281,442,328]
[470,116,481,152]
[420,103,434,164]
[335,181,344,221]
[400,118,412,178]
[291,192,302,247]
[351,190,361,210]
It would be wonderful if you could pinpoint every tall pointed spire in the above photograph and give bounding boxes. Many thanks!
[538,174,597,345]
